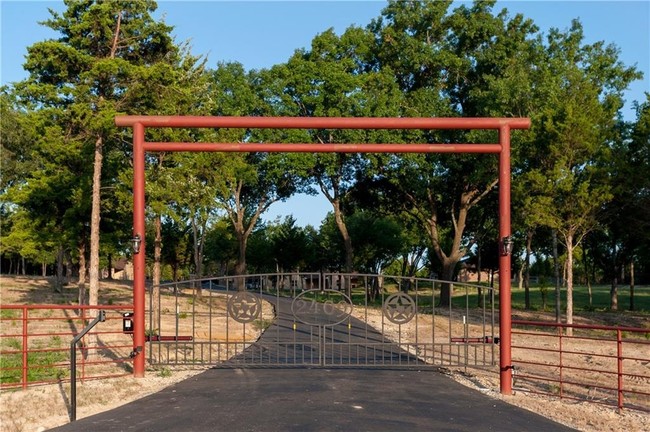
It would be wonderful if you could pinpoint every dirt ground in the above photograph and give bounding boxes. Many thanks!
[1,276,649,432]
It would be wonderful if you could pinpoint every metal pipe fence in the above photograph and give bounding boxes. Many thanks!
[0,304,134,389]
[511,320,650,411]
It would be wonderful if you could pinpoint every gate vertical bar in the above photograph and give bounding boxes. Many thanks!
[498,125,513,394]
[133,122,146,377]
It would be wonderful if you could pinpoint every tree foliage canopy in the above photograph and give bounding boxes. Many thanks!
[2,1,647,314]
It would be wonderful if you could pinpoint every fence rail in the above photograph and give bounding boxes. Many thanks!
[511,319,650,411]
[0,304,134,389]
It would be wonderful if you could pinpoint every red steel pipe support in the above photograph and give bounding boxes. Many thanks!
[143,142,502,154]
[498,125,513,395]
[132,122,146,377]
[116,115,530,389]
[22,307,28,389]
[115,115,531,130]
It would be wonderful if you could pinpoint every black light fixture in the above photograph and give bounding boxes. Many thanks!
[500,236,514,256]
[131,234,142,254]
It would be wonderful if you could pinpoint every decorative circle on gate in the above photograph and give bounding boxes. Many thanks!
[227,292,262,323]
[291,289,353,327]
[383,292,416,325]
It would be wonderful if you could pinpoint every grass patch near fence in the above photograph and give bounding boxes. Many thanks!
[0,336,68,385]
[344,281,649,316]
[509,284,650,313]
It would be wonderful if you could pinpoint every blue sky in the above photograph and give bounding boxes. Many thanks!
[2,1,649,227]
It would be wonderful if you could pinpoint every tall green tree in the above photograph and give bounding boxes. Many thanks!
[517,21,640,326]
[605,95,650,309]
[368,0,541,305]
[263,26,403,275]
[15,0,180,307]
[2,94,91,288]
[206,63,311,276]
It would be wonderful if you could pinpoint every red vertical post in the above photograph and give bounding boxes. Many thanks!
[22,306,28,389]
[133,122,146,377]
[559,327,563,398]
[81,307,86,382]
[498,126,513,395]
[617,329,623,409]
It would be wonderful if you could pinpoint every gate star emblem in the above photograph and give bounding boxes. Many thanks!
[383,292,416,324]
[228,292,262,323]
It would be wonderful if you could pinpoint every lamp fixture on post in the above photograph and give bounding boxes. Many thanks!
[500,236,514,256]
[131,234,142,254]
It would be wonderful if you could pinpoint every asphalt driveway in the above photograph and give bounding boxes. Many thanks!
[50,367,575,432]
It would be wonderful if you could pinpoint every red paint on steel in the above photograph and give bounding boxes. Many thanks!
[617,329,623,409]
[511,320,650,411]
[81,307,86,382]
[116,115,531,387]
[133,122,146,378]
[22,307,27,389]
[498,125,513,395]
[559,327,564,398]
[115,115,531,130]
[1,304,135,389]
[143,142,502,153]
[1,304,132,311]
[511,320,650,333]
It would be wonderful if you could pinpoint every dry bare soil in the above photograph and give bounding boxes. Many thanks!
[1,276,649,432]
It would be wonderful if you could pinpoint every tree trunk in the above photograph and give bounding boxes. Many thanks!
[565,232,574,337]
[55,246,65,292]
[21,256,26,276]
[332,200,353,273]
[421,187,481,307]
[610,273,618,311]
[610,241,618,311]
[235,233,248,281]
[191,216,204,297]
[438,259,456,307]
[552,230,561,324]
[152,214,162,333]
[65,250,74,284]
[107,254,113,280]
[88,135,103,317]
[78,242,87,306]
[524,230,533,310]
[400,255,408,278]
[477,243,483,307]
[42,262,47,277]
[629,260,635,311]
[583,245,592,306]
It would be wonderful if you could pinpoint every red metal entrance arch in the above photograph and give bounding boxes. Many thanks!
[115,115,530,394]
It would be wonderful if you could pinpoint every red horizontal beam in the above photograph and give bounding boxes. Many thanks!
[115,115,531,130]
[1,304,133,310]
[143,142,502,154]
[512,320,650,334]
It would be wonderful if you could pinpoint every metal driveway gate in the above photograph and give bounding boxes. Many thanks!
[148,273,496,369]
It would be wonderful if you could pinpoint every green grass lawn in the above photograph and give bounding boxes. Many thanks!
[509,284,650,313]
[0,336,68,385]
[345,281,650,315]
